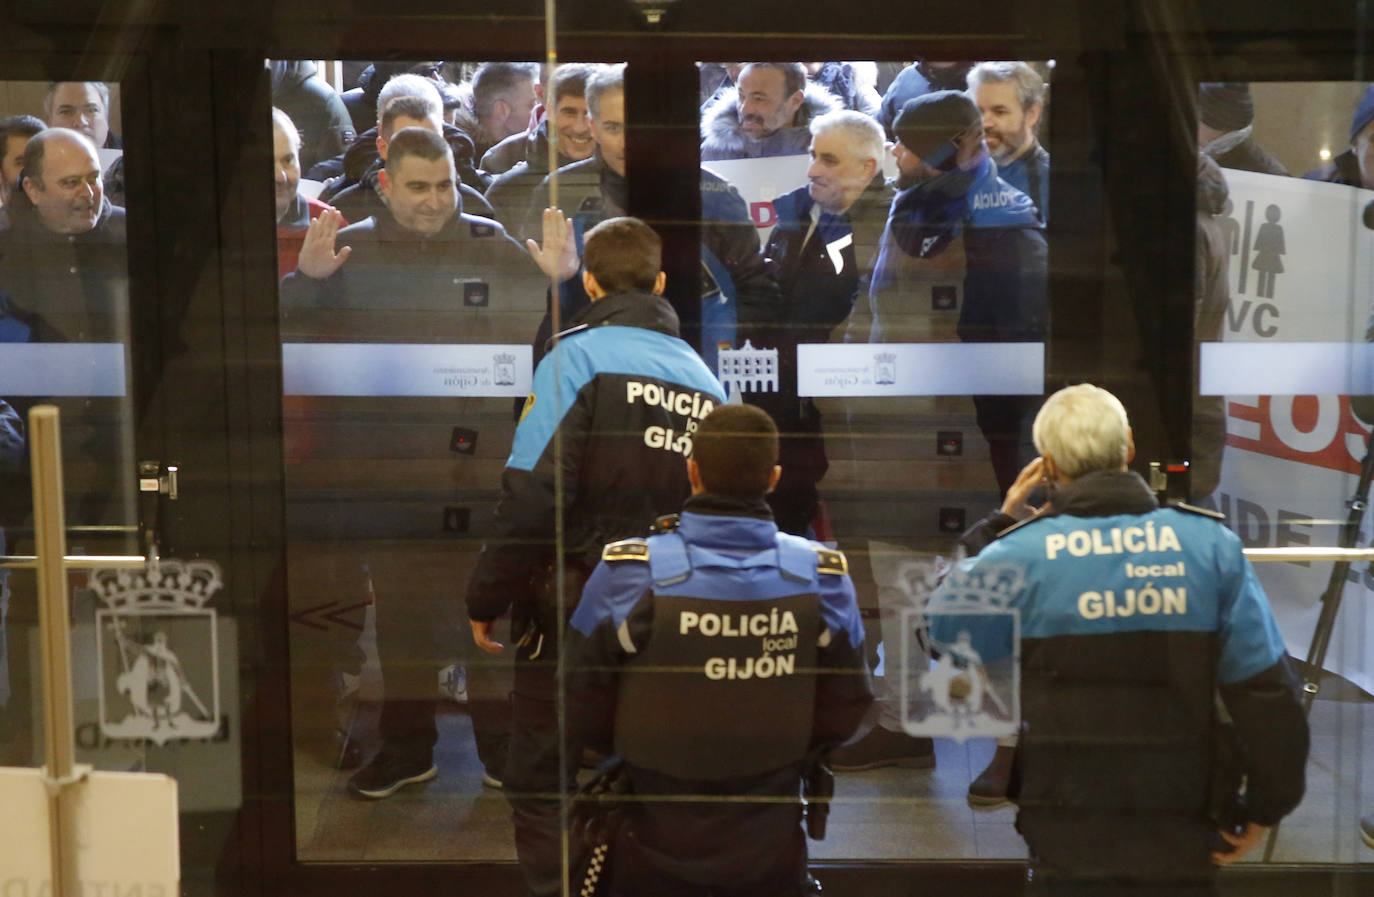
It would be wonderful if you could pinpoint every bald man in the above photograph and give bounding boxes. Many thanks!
[0,127,127,342]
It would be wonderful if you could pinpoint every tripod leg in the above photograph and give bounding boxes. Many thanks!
[1262,437,1374,861]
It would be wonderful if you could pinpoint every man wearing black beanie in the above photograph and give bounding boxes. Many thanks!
[837,91,1046,794]
[1197,82,1288,175]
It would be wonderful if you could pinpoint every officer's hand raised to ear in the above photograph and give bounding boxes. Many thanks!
[1001,456,1047,521]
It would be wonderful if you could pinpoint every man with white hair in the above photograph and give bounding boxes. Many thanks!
[741,110,889,537]
[928,383,1309,895]
[967,61,1050,220]
[273,107,339,277]
[743,109,942,773]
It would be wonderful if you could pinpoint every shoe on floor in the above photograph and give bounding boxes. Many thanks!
[1361,812,1374,849]
[829,726,935,771]
[968,744,1015,809]
[348,753,438,799]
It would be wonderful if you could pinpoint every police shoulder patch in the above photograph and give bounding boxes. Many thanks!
[603,538,650,562]
[1169,500,1226,521]
[815,547,848,575]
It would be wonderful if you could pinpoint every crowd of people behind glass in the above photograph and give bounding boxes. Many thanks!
[1,61,1372,826]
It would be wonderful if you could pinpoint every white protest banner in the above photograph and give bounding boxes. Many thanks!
[701,154,811,244]
[1198,170,1374,694]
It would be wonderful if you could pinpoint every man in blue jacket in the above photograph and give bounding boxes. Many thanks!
[928,383,1308,895]
[466,216,725,897]
[866,91,1047,498]
[567,403,873,896]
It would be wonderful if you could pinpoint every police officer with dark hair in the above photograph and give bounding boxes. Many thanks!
[567,403,873,897]
[466,215,725,897]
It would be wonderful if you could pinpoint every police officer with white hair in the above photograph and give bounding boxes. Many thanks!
[929,383,1308,896]
[567,403,873,896]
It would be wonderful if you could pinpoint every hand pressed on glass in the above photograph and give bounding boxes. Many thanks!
[525,206,578,282]
[296,208,352,280]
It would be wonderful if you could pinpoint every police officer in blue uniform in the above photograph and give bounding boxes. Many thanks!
[567,403,874,897]
[466,216,726,897]
[929,384,1309,896]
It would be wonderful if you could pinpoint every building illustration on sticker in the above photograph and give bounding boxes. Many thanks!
[493,352,517,387]
[874,352,896,386]
[92,557,224,745]
[717,340,779,400]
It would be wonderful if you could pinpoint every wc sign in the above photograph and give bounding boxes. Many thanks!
[1198,171,1374,696]
[1215,170,1374,342]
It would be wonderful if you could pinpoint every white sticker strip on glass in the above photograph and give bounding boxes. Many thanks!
[1200,342,1374,395]
[281,343,533,397]
[796,342,1044,397]
[0,343,127,396]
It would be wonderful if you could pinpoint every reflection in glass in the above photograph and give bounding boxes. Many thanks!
[274,58,558,861]
[1194,80,1374,863]
[0,80,136,772]
[695,61,1051,860]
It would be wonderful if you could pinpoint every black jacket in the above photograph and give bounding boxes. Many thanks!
[311,122,488,196]
[277,206,547,549]
[483,119,582,232]
[944,471,1308,880]
[747,177,889,407]
[270,61,356,174]
[0,196,127,343]
[465,290,724,625]
[279,205,539,319]
[328,163,495,224]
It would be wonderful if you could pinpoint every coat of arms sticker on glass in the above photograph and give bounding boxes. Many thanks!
[92,557,224,745]
[901,561,1020,742]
